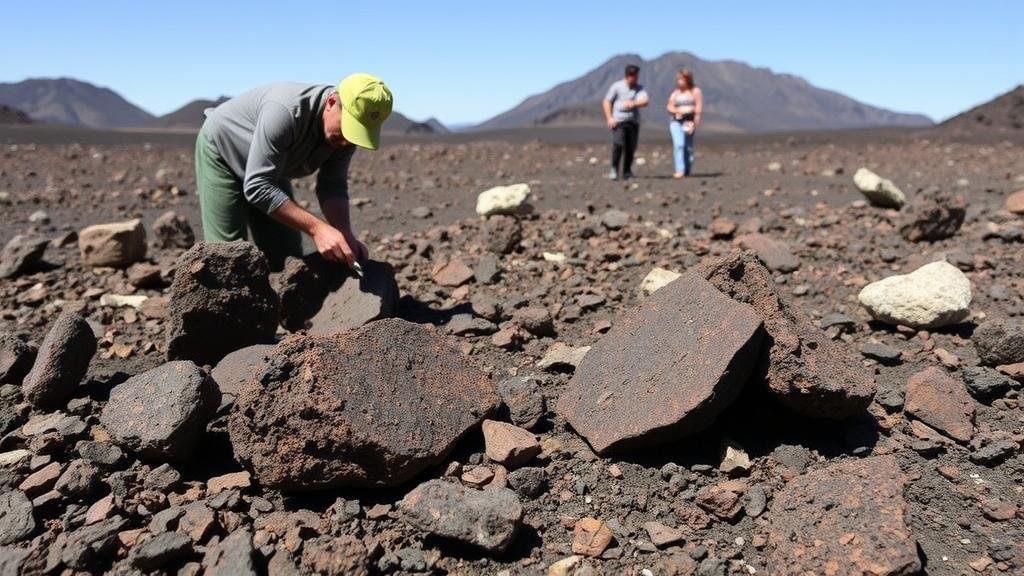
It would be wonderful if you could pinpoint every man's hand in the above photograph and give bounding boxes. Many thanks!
[311,222,369,265]
[606,117,618,130]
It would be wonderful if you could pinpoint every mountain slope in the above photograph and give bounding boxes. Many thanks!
[0,78,154,128]
[940,85,1023,133]
[0,104,32,125]
[383,111,449,134]
[477,52,932,133]
[149,97,230,129]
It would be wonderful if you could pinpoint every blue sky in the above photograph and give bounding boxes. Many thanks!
[2,1,1021,125]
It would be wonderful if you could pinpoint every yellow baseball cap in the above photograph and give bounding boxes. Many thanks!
[338,73,393,150]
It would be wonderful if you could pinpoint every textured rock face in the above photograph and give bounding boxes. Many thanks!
[22,312,97,409]
[735,233,800,272]
[399,479,523,552]
[272,256,327,332]
[0,335,35,385]
[698,251,876,419]
[853,167,906,208]
[165,241,279,366]
[858,261,972,329]
[557,272,764,454]
[899,189,966,242]
[0,491,35,545]
[482,215,522,254]
[905,367,975,442]
[151,210,195,250]
[308,260,399,335]
[768,456,920,576]
[973,318,1024,366]
[229,319,500,490]
[78,219,147,268]
[210,344,275,398]
[0,235,48,279]
[475,183,531,216]
[99,361,220,461]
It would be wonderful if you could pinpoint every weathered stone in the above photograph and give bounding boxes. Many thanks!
[698,251,875,418]
[300,535,368,576]
[962,366,1016,400]
[643,521,684,548]
[768,456,920,576]
[899,189,966,242]
[0,545,30,575]
[100,361,220,461]
[512,306,554,336]
[211,344,275,398]
[273,256,327,331]
[557,272,764,454]
[1003,189,1024,214]
[131,531,192,570]
[600,209,630,230]
[152,211,195,250]
[433,258,475,287]
[0,235,48,279]
[0,491,35,545]
[230,319,499,490]
[482,215,522,254]
[22,312,97,409]
[54,459,101,498]
[399,479,523,552]
[853,167,906,208]
[696,480,746,520]
[572,517,614,557]
[507,467,546,499]
[78,219,146,268]
[482,420,540,468]
[308,260,399,335]
[858,261,971,329]
[709,217,737,239]
[18,462,61,497]
[0,335,35,385]
[476,183,531,216]
[736,233,800,272]
[46,515,126,570]
[203,528,256,576]
[639,267,681,296]
[905,367,975,442]
[537,343,590,373]
[207,471,251,494]
[973,318,1024,366]
[165,241,279,365]
[496,376,545,430]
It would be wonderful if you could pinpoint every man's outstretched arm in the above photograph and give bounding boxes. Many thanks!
[269,199,361,265]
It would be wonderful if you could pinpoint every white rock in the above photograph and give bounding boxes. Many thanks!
[0,449,30,466]
[639,267,682,296]
[542,252,566,263]
[476,183,531,217]
[79,219,147,268]
[537,343,590,372]
[99,293,148,309]
[853,168,906,208]
[858,261,971,329]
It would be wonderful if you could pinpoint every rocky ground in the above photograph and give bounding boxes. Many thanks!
[0,129,1023,575]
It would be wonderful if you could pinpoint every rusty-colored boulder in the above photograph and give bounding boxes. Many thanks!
[229,319,499,490]
[697,251,876,419]
[556,272,764,454]
[768,455,920,576]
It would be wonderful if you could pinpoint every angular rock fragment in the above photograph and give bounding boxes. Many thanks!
[0,334,35,385]
[0,235,48,279]
[211,344,275,398]
[100,361,220,461]
[152,210,195,249]
[768,456,920,576]
[853,167,906,208]
[496,375,545,430]
[308,260,399,335]
[736,233,800,272]
[399,479,523,552]
[905,367,975,442]
[273,255,327,331]
[301,535,368,575]
[482,215,522,254]
[557,272,764,454]
[22,311,97,409]
[572,517,614,557]
[131,531,193,570]
[482,420,540,468]
[229,319,499,490]
[697,251,875,419]
[973,318,1024,366]
[0,491,35,545]
[165,241,279,365]
[476,183,530,217]
[639,267,681,296]
[899,188,966,242]
[858,261,971,329]
[962,366,1016,400]
[433,258,474,287]
[78,219,147,268]
[203,528,256,576]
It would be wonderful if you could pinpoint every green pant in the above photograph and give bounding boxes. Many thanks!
[195,128,302,271]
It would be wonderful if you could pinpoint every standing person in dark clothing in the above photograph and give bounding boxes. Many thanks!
[602,64,649,180]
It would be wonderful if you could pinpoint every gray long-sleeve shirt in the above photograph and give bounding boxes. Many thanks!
[202,82,354,213]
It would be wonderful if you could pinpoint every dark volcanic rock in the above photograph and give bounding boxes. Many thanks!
[768,456,920,576]
[211,344,275,398]
[482,214,522,254]
[899,189,966,242]
[0,491,35,545]
[99,361,220,461]
[496,375,545,430]
[308,260,399,335]
[165,241,280,365]
[696,251,876,419]
[905,367,975,442]
[557,272,764,454]
[229,319,499,490]
[273,256,327,332]
[962,366,1016,400]
[152,210,195,250]
[46,515,127,571]
[973,318,1024,366]
[131,531,193,570]
[399,479,523,553]
[0,334,35,385]
[22,311,97,409]
[0,235,48,279]
[203,528,256,576]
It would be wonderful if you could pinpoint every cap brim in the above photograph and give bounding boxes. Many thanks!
[341,106,380,151]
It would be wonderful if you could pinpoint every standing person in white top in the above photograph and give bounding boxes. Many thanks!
[602,64,650,181]
[666,68,704,179]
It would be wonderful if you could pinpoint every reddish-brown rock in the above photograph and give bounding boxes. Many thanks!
[735,233,800,272]
[481,420,540,468]
[557,272,764,454]
[696,251,876,419]
[433,258,474,287]
[229,319,499,490]
[768,455,920,576]
[572,517,614,557]
[1005,189,1024,214]
[905,367,975,442]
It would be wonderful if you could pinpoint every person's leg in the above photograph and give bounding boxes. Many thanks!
[610,125,624,178]
[684,132,695,176]
[623,123,639,177]
[247,184,303,272]
[196,128,249,243]
[669,121,685,175]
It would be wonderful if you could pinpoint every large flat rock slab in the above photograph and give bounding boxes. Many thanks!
[556,272,764,454]
[229,319,499,490]
[308,260,399,335]
[768,455,920,576]
[697,251,876,419]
